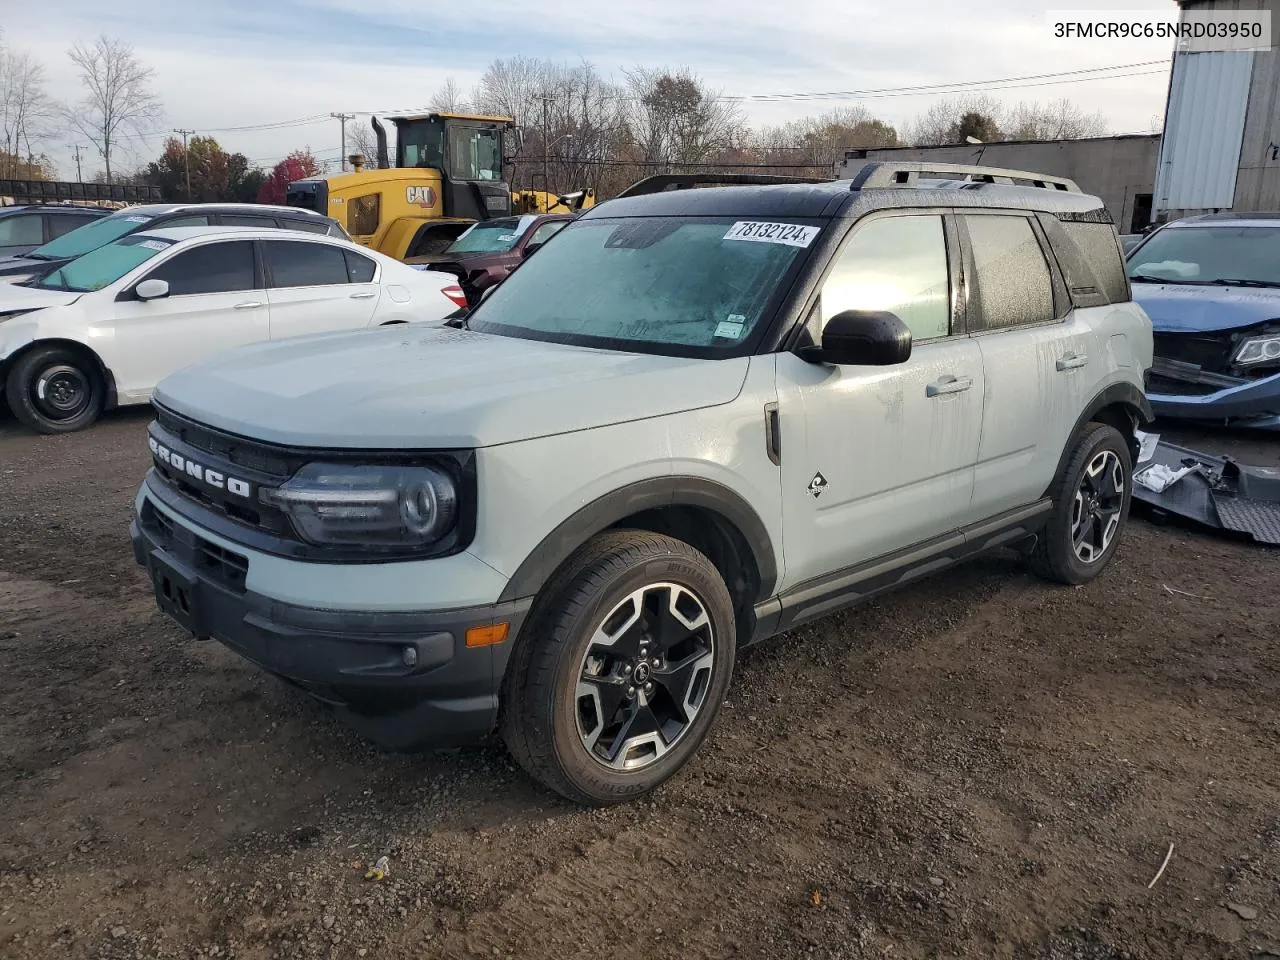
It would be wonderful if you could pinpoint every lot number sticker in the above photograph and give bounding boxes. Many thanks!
[724,221,819,247]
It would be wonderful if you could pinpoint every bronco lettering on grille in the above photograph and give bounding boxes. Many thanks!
[149,436,252,498]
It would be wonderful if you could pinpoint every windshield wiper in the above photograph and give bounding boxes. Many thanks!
[38,267,70,291]
[1129,274,1209,285]
[25,252,57,261]
[1207,278,1280,288]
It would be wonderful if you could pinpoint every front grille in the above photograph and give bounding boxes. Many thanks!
[1153,331,1236,374]
[141,500,249,592]
[154,407,294,476]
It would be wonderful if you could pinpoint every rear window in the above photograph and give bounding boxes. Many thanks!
[289,218,332,235]
[964,215,1055,330]
[1061,221,1128,304]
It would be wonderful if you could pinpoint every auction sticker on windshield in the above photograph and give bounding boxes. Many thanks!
[724,221,820,247]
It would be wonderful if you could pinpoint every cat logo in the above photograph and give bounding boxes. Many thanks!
[406,186,437,207]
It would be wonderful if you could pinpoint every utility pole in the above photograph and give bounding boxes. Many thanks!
[173,128,196,200]
[539,94,554,211]
[331,113,355,171]
[72,145,84,182]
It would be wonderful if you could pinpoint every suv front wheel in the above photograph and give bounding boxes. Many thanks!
[501,530,736,805]
[1029,421,1133,585]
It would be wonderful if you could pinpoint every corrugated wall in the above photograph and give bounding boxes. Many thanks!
[1154,50,1254,214]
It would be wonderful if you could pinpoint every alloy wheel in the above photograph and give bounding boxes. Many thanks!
[575,582,715,771]
[1071,449,1125,563]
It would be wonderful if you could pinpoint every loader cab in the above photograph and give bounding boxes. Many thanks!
[390,113,514,221]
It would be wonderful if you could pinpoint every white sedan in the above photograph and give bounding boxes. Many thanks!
[0,226,467,433]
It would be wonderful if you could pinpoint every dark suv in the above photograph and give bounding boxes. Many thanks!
[0,203,348,284]
[0,204,109,259]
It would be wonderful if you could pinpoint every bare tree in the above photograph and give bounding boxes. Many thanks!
[0,52,57,176]
[347,119,379,165]
[755,106,898,169]
[63,35,162,182]
[429,77,470,114]
[904,94,1006,146]
[1005,99,1107,140]
[623,67,745,165]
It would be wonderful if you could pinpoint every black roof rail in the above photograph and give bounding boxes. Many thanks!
[617,173,835,198]
[847,162,1080,193]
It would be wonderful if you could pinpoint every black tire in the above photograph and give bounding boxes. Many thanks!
[1028,421,1133,585]
[4,345,105,434]
[500,530,736,806]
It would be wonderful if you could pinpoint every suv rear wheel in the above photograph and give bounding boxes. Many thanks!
[501,530,736,805]
[1028,421,1133,585]
[5,345,105,434]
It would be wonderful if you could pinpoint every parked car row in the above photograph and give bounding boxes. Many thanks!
[0,204,463,433]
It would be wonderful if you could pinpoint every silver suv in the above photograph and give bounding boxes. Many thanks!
[130,163,1153,806]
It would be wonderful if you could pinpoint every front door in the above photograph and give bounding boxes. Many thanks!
[775,211,985,592]
[263,239,379,340]
[108,239,267,400]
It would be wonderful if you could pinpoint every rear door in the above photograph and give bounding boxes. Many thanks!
[960,213,1085,520]
[263,238,379,340]
[106,240,267,399]
[776,210,985,587]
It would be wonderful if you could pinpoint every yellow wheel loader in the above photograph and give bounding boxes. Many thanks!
[286,113,594,260]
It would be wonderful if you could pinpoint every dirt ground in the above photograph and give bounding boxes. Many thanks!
[1,406,1277,960]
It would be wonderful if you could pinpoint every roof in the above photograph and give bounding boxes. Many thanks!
[388,112,513,124]
[589,177,1109,221]
[134,226,264,242]
[847,132,1162,156]
[0,204,109,215]
[105,202,326,219]
[1168,212,1280,226]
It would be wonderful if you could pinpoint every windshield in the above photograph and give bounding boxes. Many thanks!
[446,217,533,254]
[447,126,503,182]
[29,211,154,260]
[1128,225,1280,286]
[467,216,818,356]
[36,234,174,292]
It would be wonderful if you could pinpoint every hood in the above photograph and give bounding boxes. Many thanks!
[0,283,82,313]
[1132,282,1280,334]
[0,254,54,278]
[154,325,749,449]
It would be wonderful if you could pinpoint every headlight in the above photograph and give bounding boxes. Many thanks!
[260,463,457,548]
[1233,333,1280,366]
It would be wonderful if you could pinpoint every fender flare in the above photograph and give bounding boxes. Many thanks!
[1046,381,1153,494]
[496,476,778,604]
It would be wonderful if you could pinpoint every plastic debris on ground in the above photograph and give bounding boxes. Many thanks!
[1130,436,1280,546]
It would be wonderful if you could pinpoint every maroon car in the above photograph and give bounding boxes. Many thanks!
[409,213,574,306]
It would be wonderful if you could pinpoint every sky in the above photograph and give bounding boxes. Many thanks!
[3,0,1179,180]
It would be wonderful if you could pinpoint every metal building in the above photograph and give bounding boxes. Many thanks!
[840,135,1161,232]
[1154,0,1280,220]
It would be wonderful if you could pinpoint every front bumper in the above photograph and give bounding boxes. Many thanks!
[1147,365,1280,428]
[131,498,530,750]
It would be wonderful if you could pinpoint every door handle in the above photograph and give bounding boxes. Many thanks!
[1056,352,1089,371]
[349,290,376,299]
[233,300,263,309]
[926,375,973,398]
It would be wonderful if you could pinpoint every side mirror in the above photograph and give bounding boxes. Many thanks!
[800,310,912,366]
[135,278,170,301]
[522,240,545,258]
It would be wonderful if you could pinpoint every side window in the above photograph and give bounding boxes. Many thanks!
[287,219,330,235]
[348,194,381,236]
[48,214,97,240]
[265,240,349,287]
[821,214,952,342]
[0,214,44,247]
[221,215,280,229]
[344,250,376,283]
[1060,221,1129,305]
[143,241,256,296]
[964,215,1055,330]
[527,220,567,247]
[161,214,210,228]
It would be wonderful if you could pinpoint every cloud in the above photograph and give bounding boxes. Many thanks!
[3,0,1173,178]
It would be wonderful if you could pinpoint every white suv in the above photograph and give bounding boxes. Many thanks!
[130,164,1154,806]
